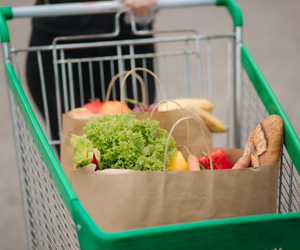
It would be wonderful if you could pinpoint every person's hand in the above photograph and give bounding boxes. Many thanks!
[119,0,157,19]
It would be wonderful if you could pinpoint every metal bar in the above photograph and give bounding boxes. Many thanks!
[278,147,284,213]
[183,41,190,97]
[233,26,243,148]
[2,42,11,62]
[52,45,62,140]
[88,61,95,101]
[288,161,294,212]
[60,50,69,113]
[57,50,195,64]
[207,39,212,100]
[142,58,149,104]
[195,36,203,98]
[129,44,138,102]
[226,38,232,148]
[11,0,217,18]
[6,91,32,250]
[99,61,106,102]
[37,51,51,140]
[68,59,75,110]
[110,60,117,101]
[11,34,236,53]
[117,45,125,100]
[77,62,84,107]
[174,55,180,98]
[163,56,169,96]
[14,53,23,86]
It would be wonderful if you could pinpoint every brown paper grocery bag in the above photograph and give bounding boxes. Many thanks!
[60,107,211,184]
[72,146,279,232]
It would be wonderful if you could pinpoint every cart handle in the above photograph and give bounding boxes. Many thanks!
[0,0,242,43]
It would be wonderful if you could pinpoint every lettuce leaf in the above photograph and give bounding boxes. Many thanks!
[71,112,177,171]
[70,134,100,168]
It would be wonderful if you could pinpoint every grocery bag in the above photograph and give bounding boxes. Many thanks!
[72,117,279,232]
[60,68,212,183]
[61,108,211,183]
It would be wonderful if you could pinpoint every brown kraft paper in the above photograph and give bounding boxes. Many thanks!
[60,108,212,184]
[72,146,279,232]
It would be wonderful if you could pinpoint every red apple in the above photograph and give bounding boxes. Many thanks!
[83,98,103,114]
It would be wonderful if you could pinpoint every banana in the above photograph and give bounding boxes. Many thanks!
[158,98,226,133]
[196,108,226,133]
[157,98,214,112]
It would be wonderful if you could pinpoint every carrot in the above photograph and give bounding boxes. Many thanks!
[232,155,251,169]
[182,145,201,171]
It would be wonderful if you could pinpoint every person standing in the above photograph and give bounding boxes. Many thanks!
[26,0,158,156]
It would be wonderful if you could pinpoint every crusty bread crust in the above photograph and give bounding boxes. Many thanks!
[243,128,255,156]
[250,115,284,167]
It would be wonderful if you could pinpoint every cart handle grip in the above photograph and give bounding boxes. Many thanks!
[216,0,243,27]
[0,0,242,43]
[0,7,12,43]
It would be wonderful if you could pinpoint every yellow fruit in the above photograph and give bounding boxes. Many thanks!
[158,98,214,112]
[196,108,226,133]
[167,151,188,171]
[158,98,226,133]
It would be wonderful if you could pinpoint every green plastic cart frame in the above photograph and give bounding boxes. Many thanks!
[1,0,300,249]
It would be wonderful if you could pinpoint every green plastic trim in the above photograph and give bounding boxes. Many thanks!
[72,203,300,250]
[216,0,243,27]
[4,62,78,213]
[241,45,300,171]
[0,7,12,43]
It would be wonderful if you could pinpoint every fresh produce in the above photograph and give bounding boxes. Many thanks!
[83,98,103,114]
[125,98,158,113]
[194,108,226,133]
[68,107,94,117]
[182,145,201,171]
[232,155,251,169]
[167,151,188,171]
[91,152,101,171]
[198,149,232,170]
[98,100,130,114]
[71,112,177,171]
[157,98,214,112]
[157,98,226,133]
[70,134,100,168]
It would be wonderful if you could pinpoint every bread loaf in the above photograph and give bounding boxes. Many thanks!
[250,115,284,167]
[243,128,255,157]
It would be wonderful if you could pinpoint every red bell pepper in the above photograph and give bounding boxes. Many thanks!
[198,149,232,170]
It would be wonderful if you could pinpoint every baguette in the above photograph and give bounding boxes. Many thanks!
[250,115,284,167]
[243,128,255,156]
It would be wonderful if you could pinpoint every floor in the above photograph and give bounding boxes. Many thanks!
[0,0,299,249]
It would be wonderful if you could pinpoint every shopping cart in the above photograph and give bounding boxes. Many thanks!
[1,0,300,249]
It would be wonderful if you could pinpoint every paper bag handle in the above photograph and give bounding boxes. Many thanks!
[149,99,190,148]
[164,116,213,172]
[120,68,167,113]
[105,70,147,105]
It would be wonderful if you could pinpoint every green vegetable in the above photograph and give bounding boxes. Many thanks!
[71,134,100,169]
[70,112,177,171]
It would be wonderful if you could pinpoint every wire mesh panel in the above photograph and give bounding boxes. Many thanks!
[11,32,236,150]
[240,71,300,215]
[9,90,80,250]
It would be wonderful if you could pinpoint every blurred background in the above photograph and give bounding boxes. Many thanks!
[0,0,299,249]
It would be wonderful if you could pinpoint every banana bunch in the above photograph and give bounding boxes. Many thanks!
[157,98,226,133]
